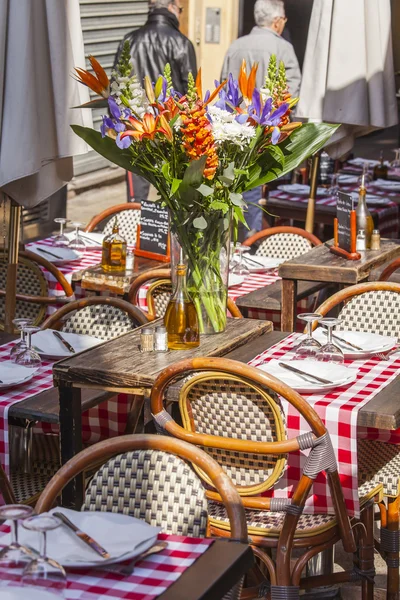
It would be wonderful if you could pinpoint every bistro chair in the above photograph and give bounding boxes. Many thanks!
[314,281,400,598]
[128,268,243,320]
[243,226,322,260]
[151,357,382,599]
[85,202,141,245]
[378,257,400,282]
[0,250,74,331]
[35,435,249,600]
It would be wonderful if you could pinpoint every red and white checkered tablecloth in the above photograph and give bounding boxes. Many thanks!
[139,271,316,332]
[0,531,213,600]
[248,333,400,517]
[269,185,399,238]
[357,426,400,444]
[0,340,130,504]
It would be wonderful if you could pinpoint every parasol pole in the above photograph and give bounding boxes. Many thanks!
[305,152,320,233]
[4,196,21,333]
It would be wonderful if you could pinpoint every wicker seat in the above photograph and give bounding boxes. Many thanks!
[85,202,141,246]
[0,250,74,331]
[314,281,400,598]
[36,435,249,600]
[151,358,382,599]
[128,268,243,320]
[243,226,322,260]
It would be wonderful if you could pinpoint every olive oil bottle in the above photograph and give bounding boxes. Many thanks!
[164,262,200,350]
[101,217,127,272]
[373,151,388,181]
[356,174,374,249]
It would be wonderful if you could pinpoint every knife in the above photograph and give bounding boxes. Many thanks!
[35,246,62,260]
[243,255,266,268]
[321,330,364,351]
[278,362,333,385]
[52,330,75,353]
[53,512,110,559]
[79,234,102,246]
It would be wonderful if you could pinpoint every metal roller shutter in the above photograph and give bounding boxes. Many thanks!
[75,0,148,176]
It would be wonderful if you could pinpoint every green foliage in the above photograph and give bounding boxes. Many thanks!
[116,40,132,78]
[187,72,197,106]
[163,63,173,95]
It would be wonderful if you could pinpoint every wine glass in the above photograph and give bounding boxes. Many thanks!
[9,318,32,361]
[15,327,42,369]
[294,313,322,359]
[328,173,339,196]
[315,317,344,364]
[0,505,34,570]
[229,241,239,270]
[22,514,67,592]
[231,244,250,276]
[68,222,86,253]
[52,218,69,247]
[390,148,400,169]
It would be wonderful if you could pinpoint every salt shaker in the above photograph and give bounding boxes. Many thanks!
[154,326,168,352]
[140,328,154,353]
[356,229,366,252]
[370,229,381,250]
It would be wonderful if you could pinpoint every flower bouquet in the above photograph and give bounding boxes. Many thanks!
[72,43,339,333]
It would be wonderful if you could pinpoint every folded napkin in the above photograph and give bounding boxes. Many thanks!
[32,330,102,358]
[373,179,400,191]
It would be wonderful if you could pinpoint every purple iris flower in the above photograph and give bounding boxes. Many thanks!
[101,116,114,138]
[116,133,132,149]
[108,96,122,120]
[215,74,243,113]
[248,90,289,144]
[157,77,168,103]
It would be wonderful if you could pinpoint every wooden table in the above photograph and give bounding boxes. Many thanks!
[159,540,253,600]
[81,255,167,295]
[278,239,400,331]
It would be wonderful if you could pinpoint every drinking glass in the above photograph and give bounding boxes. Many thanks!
[315,317,344,364]
[231,244,250,276]
[52,218,69,247]
[15,327,42,369]
[0,505,34,570]
[294,313,322,359]
[229,242,239,270]
[68,222,86,253]
[22,514,67,592]
[390,148,400,169]
[328,173,339,196]
[9,318,32,361]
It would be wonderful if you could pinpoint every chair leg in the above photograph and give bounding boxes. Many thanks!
[359,501,375,600]
[381,496,400,600]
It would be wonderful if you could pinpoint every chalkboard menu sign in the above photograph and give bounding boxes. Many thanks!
[134,200,170,262]
[337,192,353,253]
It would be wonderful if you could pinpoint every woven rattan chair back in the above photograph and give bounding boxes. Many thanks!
[101,209,140,245]
[178,372,286,495]
[243,227,322,260]
[147,280,172,319]
[0,255,47,331]
[313,282,400,338]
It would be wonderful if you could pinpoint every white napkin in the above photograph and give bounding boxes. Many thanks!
[243,255,284,271]
[313,329,397,353]
[373,179,400,191]
[351,192,388,205]
[32,329,102,358]
[338,174,358,184]
[257,359,355,388]
[228,273,245,287]
[0,362,38,384]
[65,230,104,248]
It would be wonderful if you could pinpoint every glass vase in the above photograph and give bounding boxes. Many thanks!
[170,211,231,335]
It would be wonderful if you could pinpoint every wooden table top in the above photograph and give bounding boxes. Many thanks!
[236,279,325,312]
[278,239,400,284]
[81,255,167,295]
[5,328,400,430]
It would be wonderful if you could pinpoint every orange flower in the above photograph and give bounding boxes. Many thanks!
[74,55,110,98]
[120,113,172,142]
[238,60,258,103]
[181,100,218,179]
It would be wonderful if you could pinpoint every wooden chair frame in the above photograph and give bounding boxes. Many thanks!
[379,258,400,282]
[35,434,248,543]
[243,226,322,250]
[41,296,149,330]
[128,268,243,320]
[150,358,379,598]
[85,202,141,233]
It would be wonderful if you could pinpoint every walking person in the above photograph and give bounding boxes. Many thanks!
[221,0,301,236]
[114,0,197,202]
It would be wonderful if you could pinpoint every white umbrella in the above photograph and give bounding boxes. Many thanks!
[0,0,92,331]
[296,0,398,230]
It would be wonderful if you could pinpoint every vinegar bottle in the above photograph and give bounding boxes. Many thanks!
[356,174,374,249]
[101,217,127,272]
[164,262,200,350]
[373,151,388,181]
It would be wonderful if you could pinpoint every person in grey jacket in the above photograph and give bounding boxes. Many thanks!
[221,0,301,235]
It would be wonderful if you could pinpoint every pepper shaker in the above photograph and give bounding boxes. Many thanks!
[154,326,168,352]
[140,328,154,353]
[370,229,381,250]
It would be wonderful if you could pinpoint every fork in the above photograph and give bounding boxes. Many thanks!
[375,345,400,361]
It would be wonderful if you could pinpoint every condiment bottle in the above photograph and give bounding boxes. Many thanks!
[101,217,127,272]
[140,328,154,353]
[164,262,199,350]
[154,326,168,352]
[373,151,388,181]
[356,173,374,249]
[370,229,381,251]
[356,229,366,252]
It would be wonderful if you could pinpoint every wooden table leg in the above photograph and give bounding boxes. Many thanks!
[281,278,297,332]
[59,383,83,509]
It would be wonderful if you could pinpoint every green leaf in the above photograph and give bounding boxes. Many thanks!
[233,205,248,227]
[244,122,340,191]
[72,98,109,110]
[210,200,229,213]
[229,192,245,207]
[220,161,235,185]
[193,216,208,229]
[171,178,182,196]
[182,156,207,188]
[234,168,248,176]
[154,76,164,99]
[197,184,214,197]
[161,162,171,180]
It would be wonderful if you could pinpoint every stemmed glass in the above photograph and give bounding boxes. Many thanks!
[52,218,69,247]
[315,318,344,364]
[231,243,250,276]
[294,313,322,359]
[15,326,42,369]
[9,318,32,362]
[68,222,86,253]
[0,505,34,570]
[328,173,339,196]
[22,514,67,592]
[390,149,400,169]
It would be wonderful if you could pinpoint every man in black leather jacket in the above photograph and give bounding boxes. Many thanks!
[114,0,197,201]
